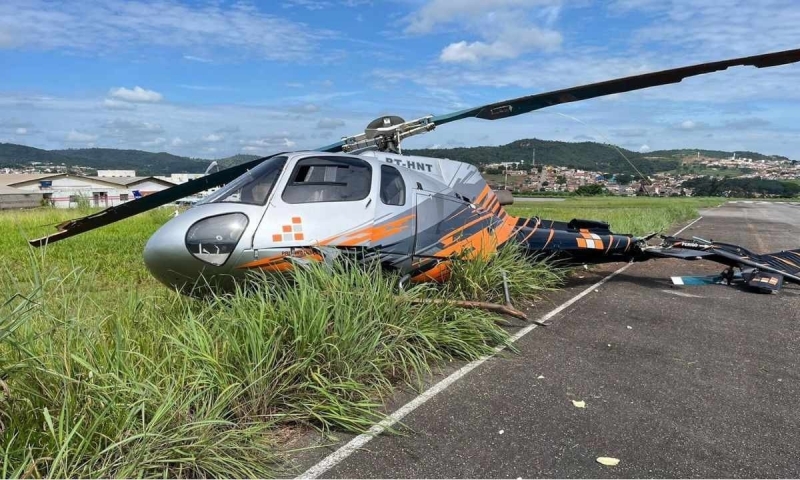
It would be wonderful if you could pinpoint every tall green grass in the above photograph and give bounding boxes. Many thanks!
[0,198,708,477]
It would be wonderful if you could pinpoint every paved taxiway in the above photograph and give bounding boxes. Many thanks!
[296,202,800,478]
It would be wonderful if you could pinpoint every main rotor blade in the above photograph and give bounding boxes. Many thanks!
[29,156,270,247]
[431,47,800,126]
[316,139,346,153]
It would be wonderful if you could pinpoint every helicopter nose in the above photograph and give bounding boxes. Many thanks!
[144,220,202,291]
[143,211,251,293]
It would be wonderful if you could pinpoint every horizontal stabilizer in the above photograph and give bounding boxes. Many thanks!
[753,249,800,277]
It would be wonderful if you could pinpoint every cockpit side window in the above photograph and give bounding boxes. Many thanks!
[380,165,406,206]
[282,156,372,204]
[200,155,287,206]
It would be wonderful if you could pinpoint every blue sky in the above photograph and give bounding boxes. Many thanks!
[2,0,800,159]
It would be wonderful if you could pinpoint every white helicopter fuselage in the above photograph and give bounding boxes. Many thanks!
[142,150,507,291]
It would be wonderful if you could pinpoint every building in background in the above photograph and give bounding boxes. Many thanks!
[0,184,42,209]
[96,170,137,178]
[0,173,175,209]
[157,173,205,184]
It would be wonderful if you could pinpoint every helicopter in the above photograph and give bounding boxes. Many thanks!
[30,48,800,295]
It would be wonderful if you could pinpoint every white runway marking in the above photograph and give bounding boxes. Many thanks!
[296,217,704,479]
[662,289,704,298]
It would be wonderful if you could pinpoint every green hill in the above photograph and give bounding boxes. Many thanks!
[408,139,680,175]
[0,142,265,175]
[408,139,793,175]
[647,148,789,162]
[1,140,791,177]
[0,143,81,168]
[51,148,209,174]
[216,154,261,169]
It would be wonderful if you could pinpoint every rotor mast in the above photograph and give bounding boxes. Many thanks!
[340,115,436,154]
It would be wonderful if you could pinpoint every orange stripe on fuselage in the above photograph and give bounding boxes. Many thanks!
[321,214,414,247]
[441,212,493,246]
[474,185,491,207]
[412,218,503,282]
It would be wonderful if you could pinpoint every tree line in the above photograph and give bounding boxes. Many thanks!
[682,176,800,197]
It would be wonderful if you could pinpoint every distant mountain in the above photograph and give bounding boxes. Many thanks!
[0,140,791,177]
[408,139,792,175]
[51,148,210,174]
[0,143,208,175]
[408,139,679,175]
[646,148,789,162]
[0,143,80,168]
[216,154,261,169]
[0,143,265,176]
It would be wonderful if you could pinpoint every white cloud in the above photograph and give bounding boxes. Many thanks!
[109,86,163,103]
[103,119,164,135]
[440,26,562,63]
[0,0,331,62]
[170,137,185,147]
[282,0,332,10]
[203,133,224,143]
[639,144,651,152]
[0,118,34,131]
[406,0,563,63]
[215,125,240,134]
[103,98,137,110]
[677,120,712,130]
[66,130,98,142]
[241,134,299,153]
[0,29,13,48]
[289,104,321,113]
[316,118,345,129]
[405,0,557,34]
[183,55,212,63]
[613,0,800,58]
[141,137,166,147]
[440,41,488,63]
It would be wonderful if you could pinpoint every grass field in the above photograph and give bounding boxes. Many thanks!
[507,196,723,235]
[0,197,721,478]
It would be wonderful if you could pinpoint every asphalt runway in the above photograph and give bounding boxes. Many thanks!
[298,202,800,479]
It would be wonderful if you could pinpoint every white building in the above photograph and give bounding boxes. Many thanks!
[97,169,137,178]
[156,173,205,184]
[0,173,175,209]
[0,184,42,209]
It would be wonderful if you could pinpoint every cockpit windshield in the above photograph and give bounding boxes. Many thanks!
[198,155,288,206]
